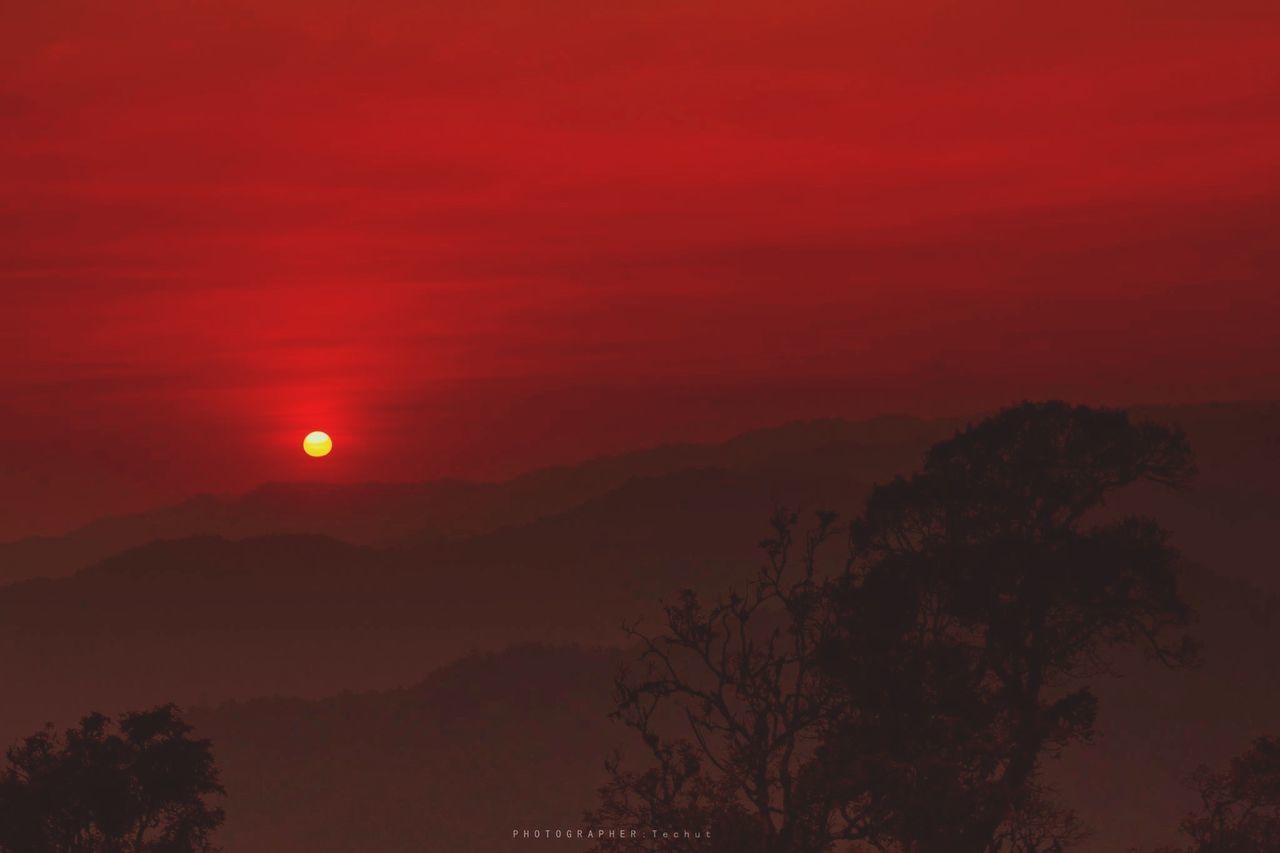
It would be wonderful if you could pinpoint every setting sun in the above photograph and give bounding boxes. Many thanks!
[302,431,333,458]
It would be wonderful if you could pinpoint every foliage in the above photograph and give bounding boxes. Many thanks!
[0,704,225,853]
[825,401,1196,851]
[1167,737,1280,852]
[589,512,853,851]
[591,402,1196,852]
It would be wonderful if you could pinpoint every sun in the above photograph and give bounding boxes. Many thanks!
[302,430,333,458]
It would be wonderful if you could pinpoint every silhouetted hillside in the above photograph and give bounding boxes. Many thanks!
[180,564,1280,853]
[0,467,789,737]
[0,402,1277,849]
[5,402,1275,591]
[1,402,1277,728]
[189,645,622,853]
[0,414,957,585]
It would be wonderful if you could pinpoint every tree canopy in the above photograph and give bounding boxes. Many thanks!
[1166,737,1280,852]
[0,704,224,853]
[591,401,1197,852]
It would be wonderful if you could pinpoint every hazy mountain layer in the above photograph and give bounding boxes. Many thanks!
[0,401,1276,850]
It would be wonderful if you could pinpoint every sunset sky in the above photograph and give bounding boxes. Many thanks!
[3,0,1279,538]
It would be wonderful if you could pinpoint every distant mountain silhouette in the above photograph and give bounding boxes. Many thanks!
[0,401,1277,850]
[0,414,953,586]
[5,403,1275,590]
[189,645,623,853]
[182,565,1280,853]
[0,466,790,737]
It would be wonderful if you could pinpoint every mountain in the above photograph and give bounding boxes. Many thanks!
[183,561,1280,853]
[190,645,624,853]
[0,414,953,586]
[6,400,1274,590]
[0,401,1277,849]
[0,466,790,737]
[1,402,1276,734]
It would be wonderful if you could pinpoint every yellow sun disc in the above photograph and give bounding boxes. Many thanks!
[303,430,333,457]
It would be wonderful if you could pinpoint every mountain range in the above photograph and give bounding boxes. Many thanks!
[1,400,1277,850]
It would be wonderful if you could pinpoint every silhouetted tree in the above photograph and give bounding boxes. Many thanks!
[823,401,1196,852]
[591,402,1195,852]
[0,704,225,853]
[986,783,1086,852]
[589,511,854,851]
[1164,737,1280,852]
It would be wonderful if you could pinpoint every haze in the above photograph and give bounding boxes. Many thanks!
[3,0,1279,539]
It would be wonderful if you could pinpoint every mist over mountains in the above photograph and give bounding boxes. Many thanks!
[1,400,1277,850]
[0,415,952,586]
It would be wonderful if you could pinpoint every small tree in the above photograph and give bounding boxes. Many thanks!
[1168,737,1280,852]
[0,704,225,853]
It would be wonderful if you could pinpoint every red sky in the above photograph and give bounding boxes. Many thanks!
[3,0,1279,539]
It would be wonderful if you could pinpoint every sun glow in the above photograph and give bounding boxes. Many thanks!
[302,430,333,457]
